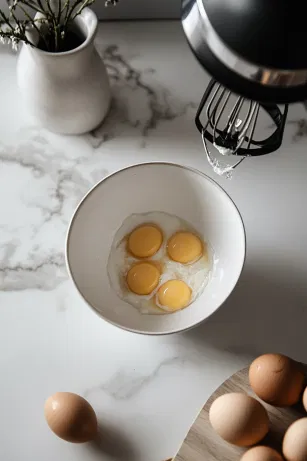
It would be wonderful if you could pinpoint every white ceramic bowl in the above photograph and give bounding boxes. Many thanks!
[66,163,245,335]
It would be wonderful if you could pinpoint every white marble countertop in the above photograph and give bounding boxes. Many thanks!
[1,20,307,461]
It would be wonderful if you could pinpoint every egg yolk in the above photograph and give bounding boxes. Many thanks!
[126,262,160,295]
[128,225,163,258]
[167,231,203,264]
[157,280,191,311]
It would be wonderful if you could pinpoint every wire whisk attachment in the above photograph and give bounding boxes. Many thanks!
[196,79,288,178]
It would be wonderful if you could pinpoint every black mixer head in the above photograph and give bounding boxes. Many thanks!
[182,0,307,104]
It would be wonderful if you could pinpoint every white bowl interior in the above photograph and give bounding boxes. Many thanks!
[67,163,245,334]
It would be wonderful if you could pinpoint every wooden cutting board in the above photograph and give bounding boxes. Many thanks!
[173,365,307,461]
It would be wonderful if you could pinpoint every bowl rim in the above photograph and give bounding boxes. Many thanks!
[65,161,246,336]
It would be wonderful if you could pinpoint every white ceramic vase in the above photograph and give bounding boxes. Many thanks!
[17,8,111,135]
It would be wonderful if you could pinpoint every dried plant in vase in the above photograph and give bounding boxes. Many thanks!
[2,0,121,134]
[0,0,119,52]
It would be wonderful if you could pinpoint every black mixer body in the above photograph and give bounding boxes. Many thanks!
[182,0,307,104]
[181,0,307,163]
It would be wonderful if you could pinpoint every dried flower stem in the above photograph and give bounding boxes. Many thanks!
[19,0,46,15]
[71,0,94,20]
[0,0,120,52]
[17,3,49,49]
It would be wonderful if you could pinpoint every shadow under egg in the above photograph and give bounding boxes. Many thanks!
[88,423,139,460]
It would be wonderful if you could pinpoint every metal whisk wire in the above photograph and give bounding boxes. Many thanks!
[195,79,289,177]
[207,83,260,154]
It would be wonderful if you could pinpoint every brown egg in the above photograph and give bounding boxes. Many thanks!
[249,353,304,406]
[241,446,283,461]
[209,392,269,446]
[302,386,307,411]
[44,392,97,443]
[283,418,307,461]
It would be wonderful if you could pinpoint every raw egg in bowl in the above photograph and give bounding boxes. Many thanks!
[66,163,245,335]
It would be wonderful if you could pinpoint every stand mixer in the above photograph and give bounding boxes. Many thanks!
[181,0,307,176]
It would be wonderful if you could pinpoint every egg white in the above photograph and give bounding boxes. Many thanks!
[107,211,212,315]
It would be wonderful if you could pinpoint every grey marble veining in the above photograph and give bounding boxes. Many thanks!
[0,129,92,290]
[85,356,185,400]
[88,44,197,148]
